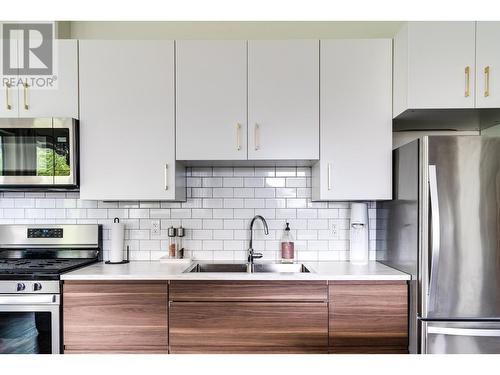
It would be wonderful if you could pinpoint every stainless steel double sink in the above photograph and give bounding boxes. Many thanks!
[184,263,311,273]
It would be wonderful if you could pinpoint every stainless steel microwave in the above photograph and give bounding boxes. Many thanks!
[0,118,78,189]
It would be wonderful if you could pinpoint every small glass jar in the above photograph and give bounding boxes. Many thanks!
[168,226,177,258]
[176,226,185,259]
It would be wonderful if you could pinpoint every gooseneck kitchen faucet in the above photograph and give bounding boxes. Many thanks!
[248,215,269,266]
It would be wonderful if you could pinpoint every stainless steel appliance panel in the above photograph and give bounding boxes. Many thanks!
[0,294,60,354]
[0,224,99,249]
[424,321,500,354]
[426,136,500,319]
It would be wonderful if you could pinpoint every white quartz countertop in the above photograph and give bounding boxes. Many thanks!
[60,261,410,281]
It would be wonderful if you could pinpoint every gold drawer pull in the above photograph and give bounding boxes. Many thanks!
[5,82,12,110]
[23,81,29,110]
[485,66,490,97]
[464,66,470,98]
[236,123,241,151]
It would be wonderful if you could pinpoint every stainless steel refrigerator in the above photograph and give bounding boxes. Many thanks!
[377,135,500,354]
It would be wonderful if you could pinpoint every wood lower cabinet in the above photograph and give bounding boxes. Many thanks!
[329,281,408,353]
[169,281,328,353]
[63,281,168,354]
[61,279,408,354]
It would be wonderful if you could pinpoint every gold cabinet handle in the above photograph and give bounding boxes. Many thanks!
[236,123,241,151]
[485,66,490,97]
[254,123,260,151]
[164,164,169,190]
[23,81,29,110]
[328,163,332,190]
[5,82,12,110]
[464,66,470,97]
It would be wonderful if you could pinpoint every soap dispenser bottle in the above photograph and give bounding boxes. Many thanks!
[280,222,295,263]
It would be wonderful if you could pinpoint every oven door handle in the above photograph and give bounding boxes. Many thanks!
[0,294,58,305]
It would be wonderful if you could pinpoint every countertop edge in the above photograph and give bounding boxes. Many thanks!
[60,261,411,281]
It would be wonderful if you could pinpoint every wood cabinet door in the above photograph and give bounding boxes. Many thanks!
[63,281,168,353]
[169,302,328,353]
[176,40,247,160]
[476,22,500,108]
[329,281,408,353]
[79,40,183,200]
[18,40,79,119]
[247,40,319,160]
[312,39,392,201]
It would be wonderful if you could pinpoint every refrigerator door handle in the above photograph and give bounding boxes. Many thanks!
[428,165,440,305]
[428,326,500,337]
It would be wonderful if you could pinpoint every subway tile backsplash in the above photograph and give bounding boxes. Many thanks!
[0,167,378,262]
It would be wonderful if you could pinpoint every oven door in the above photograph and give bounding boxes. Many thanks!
[0,294,60,354]
[0,118,77,188]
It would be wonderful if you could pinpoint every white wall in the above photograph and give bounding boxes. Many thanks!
[67,21,403,39]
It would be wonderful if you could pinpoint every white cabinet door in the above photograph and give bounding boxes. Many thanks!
[476,22,500,108]
[176,40,247,160]
[247,40,319,160]
[0,39,19,117]
[394,22,476,116]
[312,40,392,201]
[79,40,184,201]
[18,40,78,118]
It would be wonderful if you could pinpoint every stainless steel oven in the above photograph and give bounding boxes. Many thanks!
[0,281,60,354]
[0,118,78,189]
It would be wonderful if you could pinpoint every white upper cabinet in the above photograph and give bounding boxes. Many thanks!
[476,22,500,108]
[0,38,78,118]
[247,40,319,160]
[176,41,247,160]
[312,39,392,201]
[394,22,476,116]
[79,40,184,201]
[0,39,18,118]
[19,40,79,118]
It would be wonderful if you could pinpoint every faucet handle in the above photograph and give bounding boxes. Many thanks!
[253,252,263,259]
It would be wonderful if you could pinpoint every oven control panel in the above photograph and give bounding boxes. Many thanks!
[27,228,63,238]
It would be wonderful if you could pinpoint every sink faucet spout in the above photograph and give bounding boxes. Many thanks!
[248,215,268,265]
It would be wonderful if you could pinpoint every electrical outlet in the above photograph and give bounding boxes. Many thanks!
[151,220,160,235]
[331,223,339,239]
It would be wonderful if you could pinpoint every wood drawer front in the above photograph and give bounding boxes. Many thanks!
[169,302,328,348]
[330,346,409,354]
[169,281,328,301]
[64,348,168,354]
[63,280,167,294]
[170,346,328,354]
[329,281,408,349]
[63,281,168,352]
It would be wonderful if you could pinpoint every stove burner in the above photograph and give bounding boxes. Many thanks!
[0,258,96,275]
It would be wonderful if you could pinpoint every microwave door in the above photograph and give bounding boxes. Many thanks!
[2,132,37,174]
[0,122,54,186]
